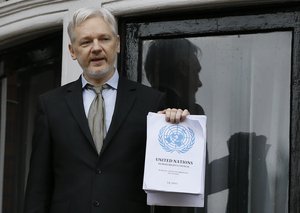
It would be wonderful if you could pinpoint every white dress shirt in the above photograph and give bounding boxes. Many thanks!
[81,70,119,132]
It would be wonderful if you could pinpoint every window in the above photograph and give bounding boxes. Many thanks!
[120,6,300,213]
[0,31,62,213]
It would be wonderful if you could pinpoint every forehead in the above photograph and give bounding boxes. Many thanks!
[74,17,114,38]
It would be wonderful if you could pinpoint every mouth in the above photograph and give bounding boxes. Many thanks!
[90,57,106,65]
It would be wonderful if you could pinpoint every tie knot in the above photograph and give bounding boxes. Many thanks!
[93,86,102,94]
[87,84,107,95]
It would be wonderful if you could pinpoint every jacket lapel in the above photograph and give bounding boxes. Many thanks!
[100,77,137,154]
[64,78,96,151]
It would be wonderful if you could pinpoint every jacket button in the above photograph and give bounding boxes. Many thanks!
[92,200,100,207]
[96,169,102,174]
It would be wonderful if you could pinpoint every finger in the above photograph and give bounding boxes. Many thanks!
[157,109,167,114]
[169,108,178,123]
[180,109,190,122]
[175,109,183,123]
[163,108,171,122]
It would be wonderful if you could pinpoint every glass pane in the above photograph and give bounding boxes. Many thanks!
[142,32,291,213]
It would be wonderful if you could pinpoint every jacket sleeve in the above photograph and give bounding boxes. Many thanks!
[24,96,53,213]
[156,91,167,112]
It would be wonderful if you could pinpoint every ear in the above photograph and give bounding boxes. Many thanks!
[68,44,77,60]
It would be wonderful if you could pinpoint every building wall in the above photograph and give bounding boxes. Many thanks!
[0,0,294,84]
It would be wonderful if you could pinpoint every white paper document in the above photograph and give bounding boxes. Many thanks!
[146,191,204,207]
[143,113,207,207]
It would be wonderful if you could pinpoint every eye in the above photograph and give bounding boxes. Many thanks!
[100,36,112,42]
[80,40,91,46]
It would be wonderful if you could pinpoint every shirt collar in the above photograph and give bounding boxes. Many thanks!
[81,69,119,90]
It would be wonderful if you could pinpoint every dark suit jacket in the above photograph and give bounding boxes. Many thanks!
[24,76,166,213]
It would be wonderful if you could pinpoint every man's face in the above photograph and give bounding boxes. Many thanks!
[69,17,120,84]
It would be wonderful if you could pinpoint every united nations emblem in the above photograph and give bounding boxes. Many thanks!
[158,124,195,154]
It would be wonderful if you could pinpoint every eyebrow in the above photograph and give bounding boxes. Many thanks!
[78,33,114,40]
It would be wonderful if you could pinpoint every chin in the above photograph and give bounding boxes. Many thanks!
[87,67,113,79]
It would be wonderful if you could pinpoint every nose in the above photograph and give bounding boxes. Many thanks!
[91,40,103,52]
[197,77,202,88]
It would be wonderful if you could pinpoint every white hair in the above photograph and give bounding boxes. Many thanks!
[68,7,118,42]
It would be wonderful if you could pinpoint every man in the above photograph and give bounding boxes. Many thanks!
[24,7,189,213]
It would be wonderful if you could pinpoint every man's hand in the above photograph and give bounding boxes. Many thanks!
[158,108,190,124]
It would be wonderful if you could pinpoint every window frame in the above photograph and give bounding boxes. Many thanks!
[0,31,63,213]
[0,76,6,213]
[119,6,300,213]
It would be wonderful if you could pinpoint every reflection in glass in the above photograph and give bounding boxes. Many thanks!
[144,38,204,115]
[142,32,291,213]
